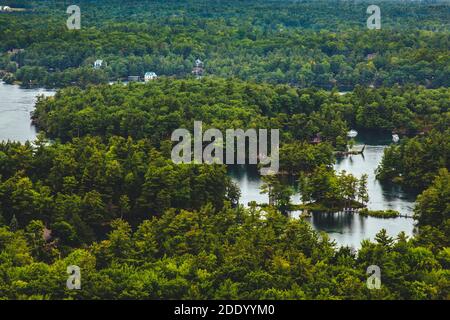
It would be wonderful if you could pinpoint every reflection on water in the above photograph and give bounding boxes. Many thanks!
[335,144,416,216]
[0,82,55,142]
[229,165,268,205]
[229,132,417,249]
[306,212,415,248]
[229,165,301,206]
[0,82,417,249]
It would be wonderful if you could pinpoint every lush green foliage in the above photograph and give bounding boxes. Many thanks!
[377,124,449,190]
[1,203,449,299]
[0,74,448,301]
[415,169,450,236]
[0,136,238,250]
[1,1,449,88]
[0,0,449,300]
[299,165,369,208]
[359,208,400,218]
[32,79,449,145]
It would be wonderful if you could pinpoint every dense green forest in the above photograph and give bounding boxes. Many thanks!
[31,79,449,142]
[1,78,449,299]
[377,126,449,191]
[1,166,449,299]
[0,0,449,300]
[0,0,449,88]
[0,136,239,246]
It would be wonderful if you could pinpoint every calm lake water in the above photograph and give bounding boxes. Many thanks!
[229,132,417,249]
[0,82,416,249]
[0,82,55,143]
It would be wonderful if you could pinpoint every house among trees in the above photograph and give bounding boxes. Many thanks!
[7,48,24,55]
[144,72,157,82]
[128,76,140,82]
[310,133,322,144]
[192,59,204,78]
[94,59,105,69]
[366,53,377,60]
[195,59,203,67]
[43,227,52,242]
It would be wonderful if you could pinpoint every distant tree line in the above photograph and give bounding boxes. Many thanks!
[0,0,449,88]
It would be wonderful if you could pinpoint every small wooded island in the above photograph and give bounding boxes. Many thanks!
[0,0,448,301]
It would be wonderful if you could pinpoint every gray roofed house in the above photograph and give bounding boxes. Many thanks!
[144,72,157,82]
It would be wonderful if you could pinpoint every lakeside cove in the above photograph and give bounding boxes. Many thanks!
[0,81,418,249]
[229,133,417,248]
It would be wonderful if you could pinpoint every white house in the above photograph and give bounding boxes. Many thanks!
[195,59,203,67]
[192,59,205,78]
[0,6,12,12]
[144,72,157,82]
[94,59,104,69]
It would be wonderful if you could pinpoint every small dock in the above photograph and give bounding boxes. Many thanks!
[335,145,365,156]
